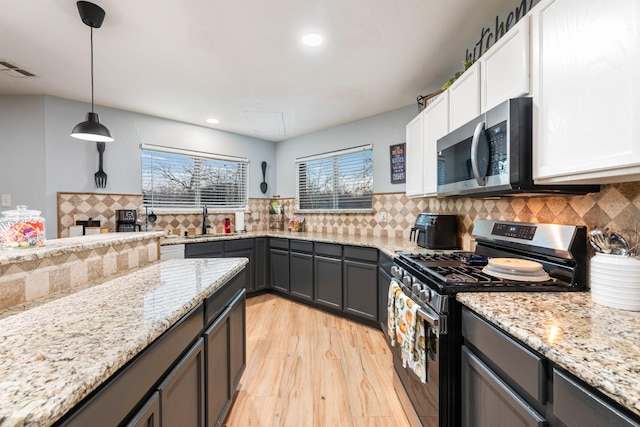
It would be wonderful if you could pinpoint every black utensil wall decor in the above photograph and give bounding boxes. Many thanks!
[260,161,268,194]
[95,141,107,188]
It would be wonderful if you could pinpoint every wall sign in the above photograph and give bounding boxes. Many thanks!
[465,0,540,62]
[390,143,406,184]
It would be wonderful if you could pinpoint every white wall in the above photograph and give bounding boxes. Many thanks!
[2,95,277,238]
[275,105,417,197]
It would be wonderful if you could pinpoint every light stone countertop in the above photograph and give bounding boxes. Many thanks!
[0,257,247,427]
[457,292,640,417]
[162,230,426,258]
[0,231,165,266]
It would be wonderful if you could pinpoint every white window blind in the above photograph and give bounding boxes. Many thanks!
[141,144,248,210]
[295,145,373,211]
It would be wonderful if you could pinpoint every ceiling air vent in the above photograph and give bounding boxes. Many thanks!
[0,60,37,78]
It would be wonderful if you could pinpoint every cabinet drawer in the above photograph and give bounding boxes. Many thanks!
[204,269,245,326]
[290,240,313,253]
[224,239,253,252]
[185,241,224,257]
[269,238,289,250]
[462,308,546,405]
[315,242,342,257]
[344,246,377,263]
[553,368,640,427]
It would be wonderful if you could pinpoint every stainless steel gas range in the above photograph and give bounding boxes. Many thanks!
[388,219,587,427]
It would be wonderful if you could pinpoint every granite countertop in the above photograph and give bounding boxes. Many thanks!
[0,257,248,427]
[162,230,425,258]
[457,292,640,417]
[0,231,165,266]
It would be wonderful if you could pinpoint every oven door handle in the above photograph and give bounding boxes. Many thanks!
[470,121,489,186]
[417,306,446,336]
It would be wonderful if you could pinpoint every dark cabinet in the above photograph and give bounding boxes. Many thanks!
[553,368,640,427]
[185,241,224,258]
[254,238,268,291]
[377,253,393,330]
[125,392,159,427]
[158,338,205,427]
[343,246,378,322]
[204,289,246,427]
[343,259,378,322]
[224,240,254,292]
[290,240,314,301]
[270,239,290,294]
[314,255,342,310]
[461,345,547,427]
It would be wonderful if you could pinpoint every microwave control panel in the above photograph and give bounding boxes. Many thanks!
[487,121,508,177]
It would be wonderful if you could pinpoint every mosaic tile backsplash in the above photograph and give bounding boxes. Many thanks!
[58,183,640,251]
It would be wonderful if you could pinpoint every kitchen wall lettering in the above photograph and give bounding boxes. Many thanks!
[390,143,406,184]
[465,0,540,62]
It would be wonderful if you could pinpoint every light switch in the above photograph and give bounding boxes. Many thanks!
[1,194,10,207]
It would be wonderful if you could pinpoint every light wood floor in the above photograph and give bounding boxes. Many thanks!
[223,294,411,427]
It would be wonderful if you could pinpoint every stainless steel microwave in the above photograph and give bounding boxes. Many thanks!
[436,97,599,197]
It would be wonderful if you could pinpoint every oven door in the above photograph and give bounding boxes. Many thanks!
[388,278,443,427]
[392,321,440,427]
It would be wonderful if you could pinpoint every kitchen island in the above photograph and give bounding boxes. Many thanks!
[0,257,248,427]
[457,292,640,421]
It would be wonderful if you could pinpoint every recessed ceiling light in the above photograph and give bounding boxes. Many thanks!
[302,33,323,46]
[206,118,219,124]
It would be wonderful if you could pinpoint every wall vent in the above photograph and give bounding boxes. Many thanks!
[0,60,37,78]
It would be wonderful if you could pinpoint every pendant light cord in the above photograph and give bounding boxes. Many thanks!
[90,26,95,113]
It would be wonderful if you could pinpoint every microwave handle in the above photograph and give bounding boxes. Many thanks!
[470,121,489,186]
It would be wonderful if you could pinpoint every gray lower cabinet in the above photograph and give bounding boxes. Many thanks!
[224,240,254,293]
[185,241,224,258]
[159,338,205,427]
[343,259,377,321]
[553,368,640,427]
[254,238,268,291]
[314,254,343,310]
[343,246,378,322]
[462,307,640,427]
[377,256,392,330]
[270,249,290,293]
[205,289,246,427]
[461,345,547,427]
[125,392,159,427]
[290,241,314,300]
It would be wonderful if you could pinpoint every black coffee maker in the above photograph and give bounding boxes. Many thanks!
[409,213,458,249]
[116,209,139,232]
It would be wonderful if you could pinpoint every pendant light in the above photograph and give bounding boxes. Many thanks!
[70,1,114,142]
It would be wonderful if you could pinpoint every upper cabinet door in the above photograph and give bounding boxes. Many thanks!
[449,61,481,131]
[531,0,640,184]
[405,111,425,197]
[481,15,530,113]
[423,92,449,196]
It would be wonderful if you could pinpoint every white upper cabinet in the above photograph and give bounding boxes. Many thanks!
[531,0,640,184]
[405,111,425,197]
[423,92,449,196]
[481,15,530,113]
[448,61,481,131]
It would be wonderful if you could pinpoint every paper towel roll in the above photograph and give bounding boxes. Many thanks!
[235,211,245,232]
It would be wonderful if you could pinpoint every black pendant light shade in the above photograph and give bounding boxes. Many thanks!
[71,1,114,142]
[71,112,113,142]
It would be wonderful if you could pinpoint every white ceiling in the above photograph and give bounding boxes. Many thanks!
[0,0,516,142]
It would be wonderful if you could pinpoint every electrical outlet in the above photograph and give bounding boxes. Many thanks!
[379,212,388,223]
[1,194,10,207]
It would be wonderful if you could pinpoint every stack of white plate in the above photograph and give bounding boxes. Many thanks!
[590,253,640,311]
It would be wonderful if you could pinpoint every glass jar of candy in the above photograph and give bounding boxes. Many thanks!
[0,205,46,249]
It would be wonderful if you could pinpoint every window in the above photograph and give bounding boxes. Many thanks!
[141,144,248,210]
[296,145,373,211]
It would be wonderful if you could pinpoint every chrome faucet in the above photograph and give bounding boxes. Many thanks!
[202,205,210,235]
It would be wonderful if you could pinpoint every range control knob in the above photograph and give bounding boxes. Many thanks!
[402,275,412,287]
[420,288,432,303]
[412,282,421,294]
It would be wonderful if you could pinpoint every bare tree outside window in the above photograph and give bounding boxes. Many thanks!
[296,146,373,211]
[142,149,247,210]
